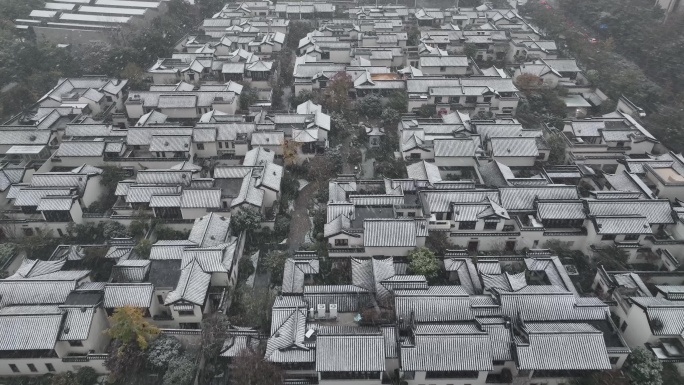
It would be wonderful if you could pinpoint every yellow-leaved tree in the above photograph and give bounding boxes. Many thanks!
[106,306,159,350]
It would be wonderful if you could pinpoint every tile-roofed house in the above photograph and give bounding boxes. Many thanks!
[514,321,612,371]
[592,216,652,235]
[0,312,63,351]
[401,324,494,372]
[111,260,151,283]
[188,212,231,247]
[282,258,319,294]
[315,335,385,373]
[363,218,420,248]
[490,136,539,157]
[164,260,212,306]
[585,199,674,224]
[0,280,76,308]
[103,283,154,309]
[406,160,442,184]
[499,186,579,212]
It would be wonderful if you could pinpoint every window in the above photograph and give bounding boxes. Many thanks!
[484,96,492,102]
[45,364,55,372]
[616,141,625,147]
[22,228,34,236]
[601,234,616,241]
[435,96,443,103]
[397,212,404,217]
[407,212,416,217]
[157,295,164,305]
[321,52,330,60]
[624,234,639,241]
[450,97,460,104]
[319,81,327,88]
[27,364,37,373]
[410,153,421,159]
[9,364,19,373]
[334,239,348,246]
[197,143,205,150]
[459,221,476,230]
[610,357,619,364]
[484,222,497,230]
[493,360,505,366]
[188,73,195,81]
[57,228,64,237]
[465,96,477,104]
[68,340,83,347]
[620,321,628,332]
[106,96,113,102]
[178,310,194,316]
[440,66,446,72]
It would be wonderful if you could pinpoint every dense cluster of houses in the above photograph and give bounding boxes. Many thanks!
[2,0,684,383]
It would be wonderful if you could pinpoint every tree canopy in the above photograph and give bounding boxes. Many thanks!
[106,306,160,350]
[407,247,441,283]
[624,347,662,385]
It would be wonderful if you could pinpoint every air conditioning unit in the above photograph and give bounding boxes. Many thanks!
[317,304,326,319]
[329,304,338,319]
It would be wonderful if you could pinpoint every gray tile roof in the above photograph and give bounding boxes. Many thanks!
[150,240,196,260]
[316,335,385,372]
[499,186,579,211]
[434,138,477,158]
[0,280,76,307]
[406,160,442,184]
[419,56,468,67]
[55,141,105,157]
[282,258,320,294]
[0,313,63,351]
[421,189,500,213]
[149,194,182,207]
[125,185,180,203]
[498,292,607,321]
[135,170,193,186]
[484,324,513,361]
[0,130,51,145]
[515,322,612,371]
[13,187,74,207]
[103,283,154,308]
[149,135,192,152]
[266,306,312,363]
[363,219,418,247]
[164,260,211,306]
[491,137,539,157]
[37,196,74,211]
[59,307,95,341]
[536,200,586,220]
[126,127,193,146]
[111,260,151,283]
[188,213,231,247]
[352,257,395,303]
[30,172,89,192]
[401,325,493,371]
[381,326,398,358]
[180,189,221,208]
[593,216,652,235]
[395,290,472,323]
[585,199,674,224]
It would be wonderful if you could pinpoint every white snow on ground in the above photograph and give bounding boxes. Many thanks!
[298,179,309,191]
